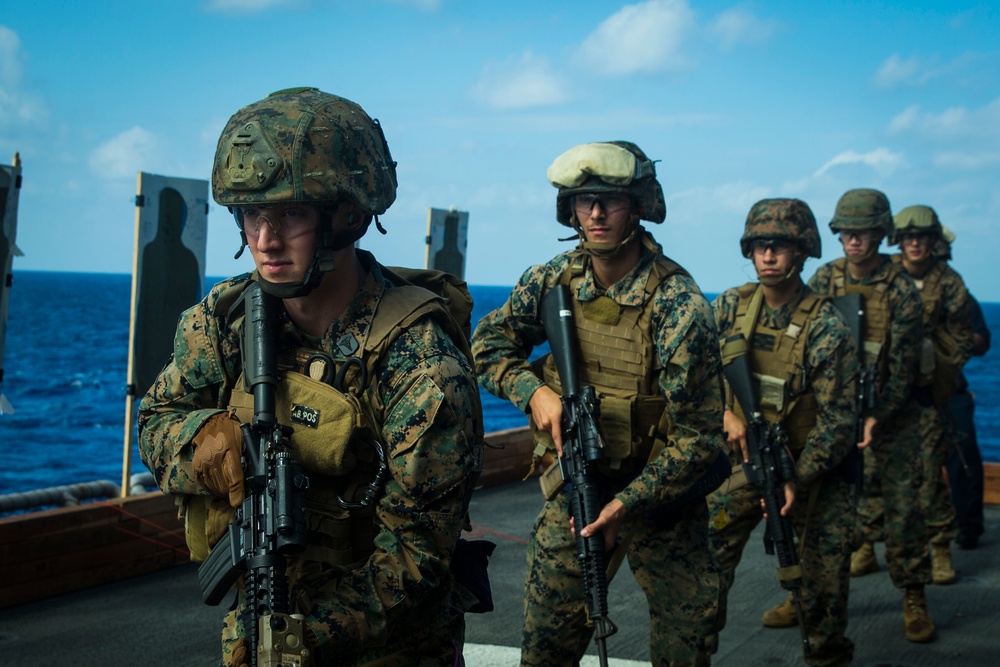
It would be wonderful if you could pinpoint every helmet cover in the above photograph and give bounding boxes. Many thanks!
[740,198,821,258]
[213,87,397,215]
[828,188,893,235]
[548,141,666,226]
[890,204,943,246]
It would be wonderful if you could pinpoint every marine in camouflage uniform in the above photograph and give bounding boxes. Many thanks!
[706,199,857,666]
[807,189,935,643]
[472,142,726,666]
[138,88,484,666]
[890,205,974,584]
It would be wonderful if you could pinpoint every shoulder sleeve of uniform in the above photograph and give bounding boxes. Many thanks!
[652,273,718,364]
[174,278,247,390]
[712,287,742,336]
[809,300,854,346]
[806,262,832,292]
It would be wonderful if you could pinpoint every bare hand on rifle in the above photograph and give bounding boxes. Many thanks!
[577,498,626,551]
[723,409,750,463]
[857,416,877,450]
[529,385,565,455]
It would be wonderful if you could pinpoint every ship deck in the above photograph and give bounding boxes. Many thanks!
[1,478,997,666]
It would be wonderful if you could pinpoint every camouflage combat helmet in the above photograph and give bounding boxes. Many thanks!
[547,141,666,227]
[740,198,821,259]
[213,86,397,213]
[828,188,893,235]
[213,87,397,297]
[890,204,943,246]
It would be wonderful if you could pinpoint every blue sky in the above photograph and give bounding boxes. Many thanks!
[2,0,999,299]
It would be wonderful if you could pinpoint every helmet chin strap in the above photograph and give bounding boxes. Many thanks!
[257,257,324,299]
[844,231,883,265]
[231,207,375,299]
[757,254,804,287]
[574,213,641,260]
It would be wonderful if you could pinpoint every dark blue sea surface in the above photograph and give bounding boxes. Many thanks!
[1,271,998,496]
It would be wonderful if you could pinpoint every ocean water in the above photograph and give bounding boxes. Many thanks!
[1,271,998,497]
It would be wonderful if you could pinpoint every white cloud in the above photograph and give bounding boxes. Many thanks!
[576,0,695,75]
[873,52,981,89]
[88,127,163,180]
[889,98,1000,139]
[873,54,927,88]
[0,25,47,128]
[0,25,22,85]
[472,51,570,110]
[708,7,779,49]
[933,151,1000,169]
[815,148,904,176]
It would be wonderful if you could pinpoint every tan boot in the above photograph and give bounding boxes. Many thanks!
[931,543,956,585]
[903,586,935,643]
[850,541,878,577]
[761,595,799,628]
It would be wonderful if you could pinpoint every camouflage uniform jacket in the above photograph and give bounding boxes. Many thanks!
[713,282,858,485]
[471,231,725,517]
[808,255,923,426]
[892,254,974,367]
[138,251,483,657]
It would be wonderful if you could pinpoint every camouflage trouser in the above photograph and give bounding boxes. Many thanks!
[855,444,883,542]
[919,405,958,546]
[855,402,933,588]
[858,402,956,549]
[219,578,467,667]
[521,491,722,667]
[706,473,854,667]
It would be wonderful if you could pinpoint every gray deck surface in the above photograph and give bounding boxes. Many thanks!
[1,480,997,666]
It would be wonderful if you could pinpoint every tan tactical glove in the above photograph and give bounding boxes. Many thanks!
[231,638,249,667]
[192,413,245,508]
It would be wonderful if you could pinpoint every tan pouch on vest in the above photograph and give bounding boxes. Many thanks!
[755,373,787,413]
[275,371,363,477]
[597,395,635,461]
[540,458,566,500]
[184,495,235,563]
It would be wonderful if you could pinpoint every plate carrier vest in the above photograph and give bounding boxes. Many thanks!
[534,244,687,477]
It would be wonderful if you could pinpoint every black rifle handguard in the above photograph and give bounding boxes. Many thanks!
[541,284,617,667]
[722,333,811,657]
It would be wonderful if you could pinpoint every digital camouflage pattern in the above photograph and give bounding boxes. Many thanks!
[739,198,822,259]
[896,254,974,548]
[707,282,857,666]
[911,401,956,547]
[808,256,923,426]
[808,256,932,590]
[138,252,483,666]
[212,87,397,215]
[828,188,894,235]
[471,231,725,666]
